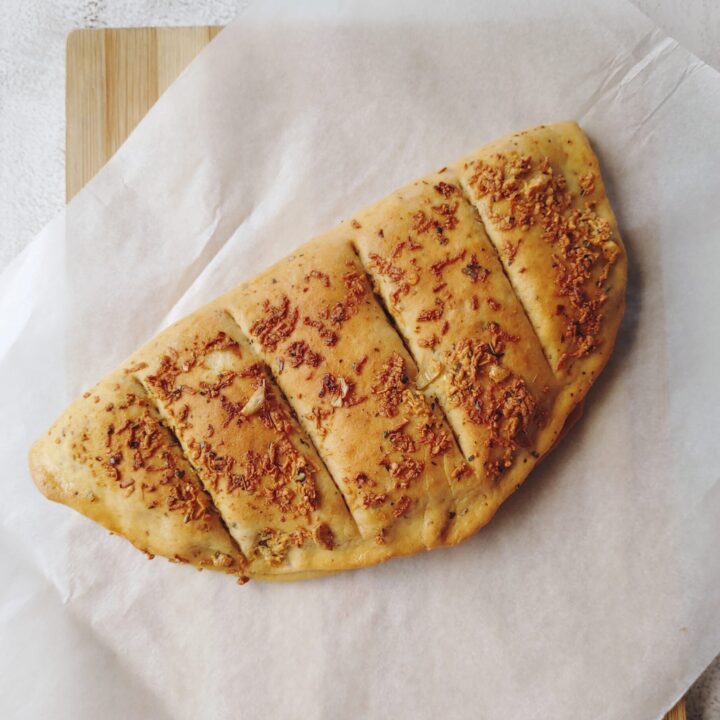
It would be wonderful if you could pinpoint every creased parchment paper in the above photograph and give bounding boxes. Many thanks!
[1,1,719,718]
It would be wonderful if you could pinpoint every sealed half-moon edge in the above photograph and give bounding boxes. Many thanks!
[29,121,626,583]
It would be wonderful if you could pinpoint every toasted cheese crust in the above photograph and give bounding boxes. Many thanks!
[29,122,626,582]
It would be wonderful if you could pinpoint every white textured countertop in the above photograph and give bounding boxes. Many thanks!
[1,1,718,718]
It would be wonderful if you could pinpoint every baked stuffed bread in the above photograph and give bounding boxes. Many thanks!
[29,121,626,582]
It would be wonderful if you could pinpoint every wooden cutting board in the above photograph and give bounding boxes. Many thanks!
[65,27,687,720]
[66,26,221,199]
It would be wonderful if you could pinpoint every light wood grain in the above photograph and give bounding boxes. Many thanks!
[665,698,687,720]
[66,26,221,200]
[64,26,688,720]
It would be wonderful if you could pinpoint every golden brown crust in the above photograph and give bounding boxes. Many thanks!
[29,373,244,573]
[350,170,559,490]
[454,121,627,397]
[29,121,626,581]
[224,237,459,552]
[132,307,362,575]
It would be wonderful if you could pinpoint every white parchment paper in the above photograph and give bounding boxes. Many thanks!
[1,1,719,718]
